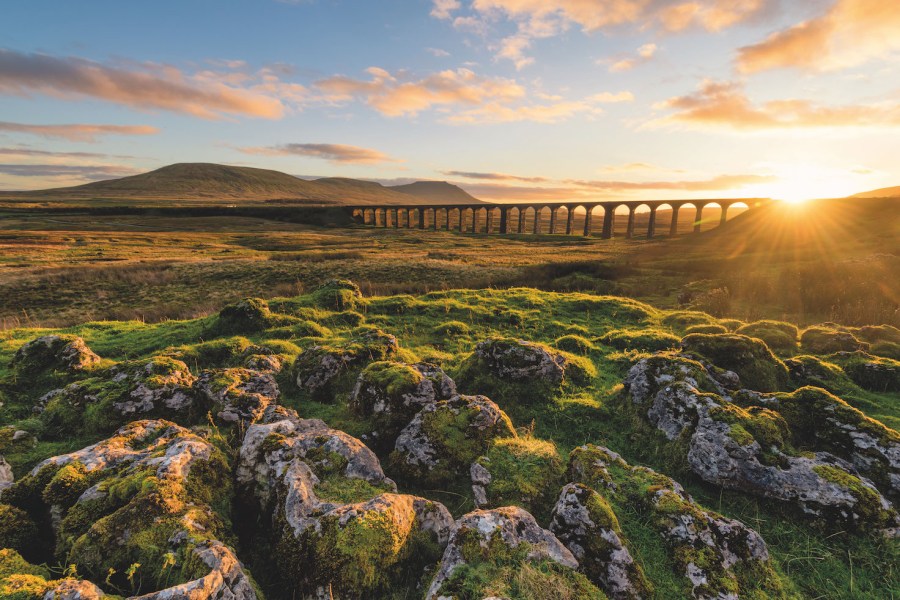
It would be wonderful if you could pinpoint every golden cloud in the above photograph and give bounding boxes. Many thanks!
[238,143,399,164]
[738,0,900,73]
[0,121,158,142]
[0,50,289,119]
[649,80,900,130]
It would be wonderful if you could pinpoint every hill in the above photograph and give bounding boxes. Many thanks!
[0,162,485,206]
[853,185,900,198]
[389,180,482,204]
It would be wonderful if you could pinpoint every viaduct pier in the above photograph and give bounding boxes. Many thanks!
[349,198,770,238]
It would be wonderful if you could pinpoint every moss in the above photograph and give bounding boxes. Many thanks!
[600,328,681,352]
[681,333,790,392]
[736,320,800,355]
[660,310,719,332]
[433,320,471,337]
[359,361,423,398]
[718,319,745,332]
[870,341,900,360]
[308,279,362,311]
[164,336,253,369]
[0,505,39,558]
[367,295,425,315]
[441,530,606,600]
[215,297,279,334]
[304,499,444,598]
[853,325,900,345]
[314,475,389,505]
[784,355,851,393]
[708,403,790,457]
[831,352,900,392]
[800,326,867,354]
[41,461,94,508]
[685,324,729,335]
[812,465,896,529]
[555,335,597,355]
[477,436,564,516]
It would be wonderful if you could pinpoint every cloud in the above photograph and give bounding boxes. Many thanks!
[316,67,524,117]
[316,67,632,124]
[239,143,399,164]
[426,47,451,57]
[737,0,900,73]
[445,1,772,66]
[608,43,658,72]
[0,49,291,119]
[0,147,135,160]
[441,170,550,183]
[567,173,776,191]
[649,79,900,130]
[0,121,158,142]
[431,0,461,19]
[0,163,140,181]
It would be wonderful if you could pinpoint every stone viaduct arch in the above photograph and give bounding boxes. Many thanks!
[349,199,768,239]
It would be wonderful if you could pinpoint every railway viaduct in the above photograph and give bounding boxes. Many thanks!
[348,198,770,238]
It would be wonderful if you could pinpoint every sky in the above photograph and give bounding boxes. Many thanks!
[1,0,899,202]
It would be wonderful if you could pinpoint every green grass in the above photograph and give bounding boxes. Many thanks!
[1,282,898,599]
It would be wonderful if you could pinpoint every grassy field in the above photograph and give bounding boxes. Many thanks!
[0,285,897,598]
[0,198,897,330]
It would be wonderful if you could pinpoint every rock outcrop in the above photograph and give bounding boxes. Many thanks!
[425,506,582,599]
[12,335,101,376]
[391,394,516,485]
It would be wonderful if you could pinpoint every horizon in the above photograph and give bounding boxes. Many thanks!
[1,1,899,203]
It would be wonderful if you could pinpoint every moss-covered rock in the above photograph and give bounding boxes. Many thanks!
[426,506,596,600]
[736,320,800,354]
[784,355,851,393]
[349,361,456,449]
[195,366,281,427]
[0,549,107,600]
[831,351,900,392]
[0,504,39,558]
[216,297,283,334]
[623,354,723,408]
[555,334,598,355]
[660,311,719,332]
[38,357,200,437]
[470,436,564,515]
[734,386,900,502]
[237,408,453,598]
[432,320,471,337]
[293,328,400,402]
[308,279,362,311]
[455,337,597,403]
[800,326,868,354]
[391,395,516,486]
[600,328,681,353]
[1,419,257,598]
[681,333,790,392]
[566,445,786,599]
[684,324,729,335]
[10,335,101,379]
[550,483,650,600]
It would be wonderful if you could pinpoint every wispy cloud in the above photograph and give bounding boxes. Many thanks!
[441,170,549,183]
[648,80,900,131]
[316,66,631,124]
[436,0,773,67]
[607,43,658,72]
[0,49,293,119]
[737,0,900,73]
[0,163,140,181]
[0,146,136,160]
[0,121,158,142]
[426,47,451,57]
[239,142,399,164]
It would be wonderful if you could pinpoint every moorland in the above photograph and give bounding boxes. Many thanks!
[0,165,898,600]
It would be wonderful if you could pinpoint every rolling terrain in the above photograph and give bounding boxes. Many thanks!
[0,162,485,207]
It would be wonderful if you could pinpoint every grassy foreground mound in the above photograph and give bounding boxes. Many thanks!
[0,282,898,599]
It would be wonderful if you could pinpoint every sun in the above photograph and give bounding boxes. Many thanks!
[745,164,868,204]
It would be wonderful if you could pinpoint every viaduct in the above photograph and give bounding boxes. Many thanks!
[348,198,770,238]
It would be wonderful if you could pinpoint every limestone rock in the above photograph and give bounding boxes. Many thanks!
[350,361,456,447]
[294,328,399,401]
[426,506,578,599]
[392,395,516,485]
[550,483,649,600]
[0,455,12,490]
[12,335,100,375]
[195,367,280,427]
[43,579,106,600]
[109,357,197,417]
